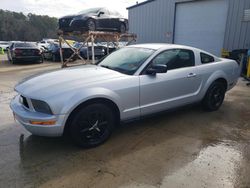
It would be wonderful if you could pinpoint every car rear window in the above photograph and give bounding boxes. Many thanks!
[15,43,37,48]
[200,52,215,64]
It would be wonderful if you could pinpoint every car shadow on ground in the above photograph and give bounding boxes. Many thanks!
[8,97,250,187]
[0,59,43,67]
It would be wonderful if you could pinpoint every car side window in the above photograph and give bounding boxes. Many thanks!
[200,52,214,64]
[151,49,195,70]
[47,44,51,50]
[99,8,109,16]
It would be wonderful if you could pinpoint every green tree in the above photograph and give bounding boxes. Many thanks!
[0,9,58,41]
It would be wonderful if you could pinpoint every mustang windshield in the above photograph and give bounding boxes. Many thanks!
[99,47,155,75]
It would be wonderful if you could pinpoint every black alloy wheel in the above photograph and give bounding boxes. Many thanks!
[69,103,115,148]
[202,81,226,111]
[120,23,126,33]
[87,19,96,31]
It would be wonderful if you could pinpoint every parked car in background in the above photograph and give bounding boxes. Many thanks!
[37,39,59,51]
[10,44,241,148]
[0,41,9,51]
[43,42,74,62]
[97,42,117,55]
[73,42,106,59]
[7,42,43,64]
[59,7,129,33]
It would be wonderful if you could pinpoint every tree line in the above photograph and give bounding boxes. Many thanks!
[0,9,58,41]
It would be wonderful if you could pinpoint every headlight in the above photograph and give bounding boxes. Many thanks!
[31,99,53,115]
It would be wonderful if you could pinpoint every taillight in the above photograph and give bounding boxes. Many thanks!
[14,49,22,55]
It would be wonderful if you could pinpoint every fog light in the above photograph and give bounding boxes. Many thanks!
[29,120,56,125]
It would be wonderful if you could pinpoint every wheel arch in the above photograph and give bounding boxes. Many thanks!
[214,78,228,90]
[63,97,121,135]
[202,76,228,100]
[205,70,228,90]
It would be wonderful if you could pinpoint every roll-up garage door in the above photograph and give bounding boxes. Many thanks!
[174,0,228,56]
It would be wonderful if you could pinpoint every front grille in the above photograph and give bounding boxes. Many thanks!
[20,95,29,109]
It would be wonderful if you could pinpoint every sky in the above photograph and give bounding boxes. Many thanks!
[0,0,146,18]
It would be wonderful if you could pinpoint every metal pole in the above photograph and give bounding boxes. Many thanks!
[86,41,89,61]
[91,34,95,64]
[59,36,64,68]
[107,41,109,55]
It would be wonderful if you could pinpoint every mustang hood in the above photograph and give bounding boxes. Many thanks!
[15,65,125,99]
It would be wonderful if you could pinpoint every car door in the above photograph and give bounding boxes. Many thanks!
[46,44,54,59]
[139,49,202,116]
[97,8,111,30]
[108,10,120,30]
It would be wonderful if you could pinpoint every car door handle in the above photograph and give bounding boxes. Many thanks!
[187,73,196,78]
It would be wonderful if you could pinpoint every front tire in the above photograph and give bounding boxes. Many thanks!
[69,103,115,148]
[202,81,226,111]
[87,19,96,31]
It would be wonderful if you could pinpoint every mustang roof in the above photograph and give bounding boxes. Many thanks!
[128,43,197,50]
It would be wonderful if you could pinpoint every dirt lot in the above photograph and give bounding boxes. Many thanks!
[0,54,250,188]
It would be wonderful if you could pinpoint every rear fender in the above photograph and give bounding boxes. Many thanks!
[201,70,228,97]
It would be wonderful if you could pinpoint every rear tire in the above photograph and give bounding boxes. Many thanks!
[202,81,226,111]
[119,23,126,33]
[69,103,115,148]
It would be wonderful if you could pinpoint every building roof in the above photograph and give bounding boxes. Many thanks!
[126,0,156,10]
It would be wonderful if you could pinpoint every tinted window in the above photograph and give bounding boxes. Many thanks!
[200,52,214,64]
[99,47,155,75]
[47,44,52,50]
[151,49,195,70]
[15,43,37,48]
[109,10,122,17]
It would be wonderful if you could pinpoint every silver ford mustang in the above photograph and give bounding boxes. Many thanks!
[10,44,240,147]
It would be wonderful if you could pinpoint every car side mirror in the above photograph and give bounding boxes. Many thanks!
[98,11,104,17]
[146,64,168,75]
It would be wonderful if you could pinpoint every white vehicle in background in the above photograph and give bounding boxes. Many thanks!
[0,41,10,51]
[37,39,58,51]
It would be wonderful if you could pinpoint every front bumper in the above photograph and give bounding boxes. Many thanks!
[10,95,66,137]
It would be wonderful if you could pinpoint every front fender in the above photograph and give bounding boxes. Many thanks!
[60,87,123,115]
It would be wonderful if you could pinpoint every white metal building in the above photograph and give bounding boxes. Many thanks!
[127,0,250,56]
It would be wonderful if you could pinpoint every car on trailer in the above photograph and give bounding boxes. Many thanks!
[59,7,129,33]
[7,42,43,64]
[10,44,240,148]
